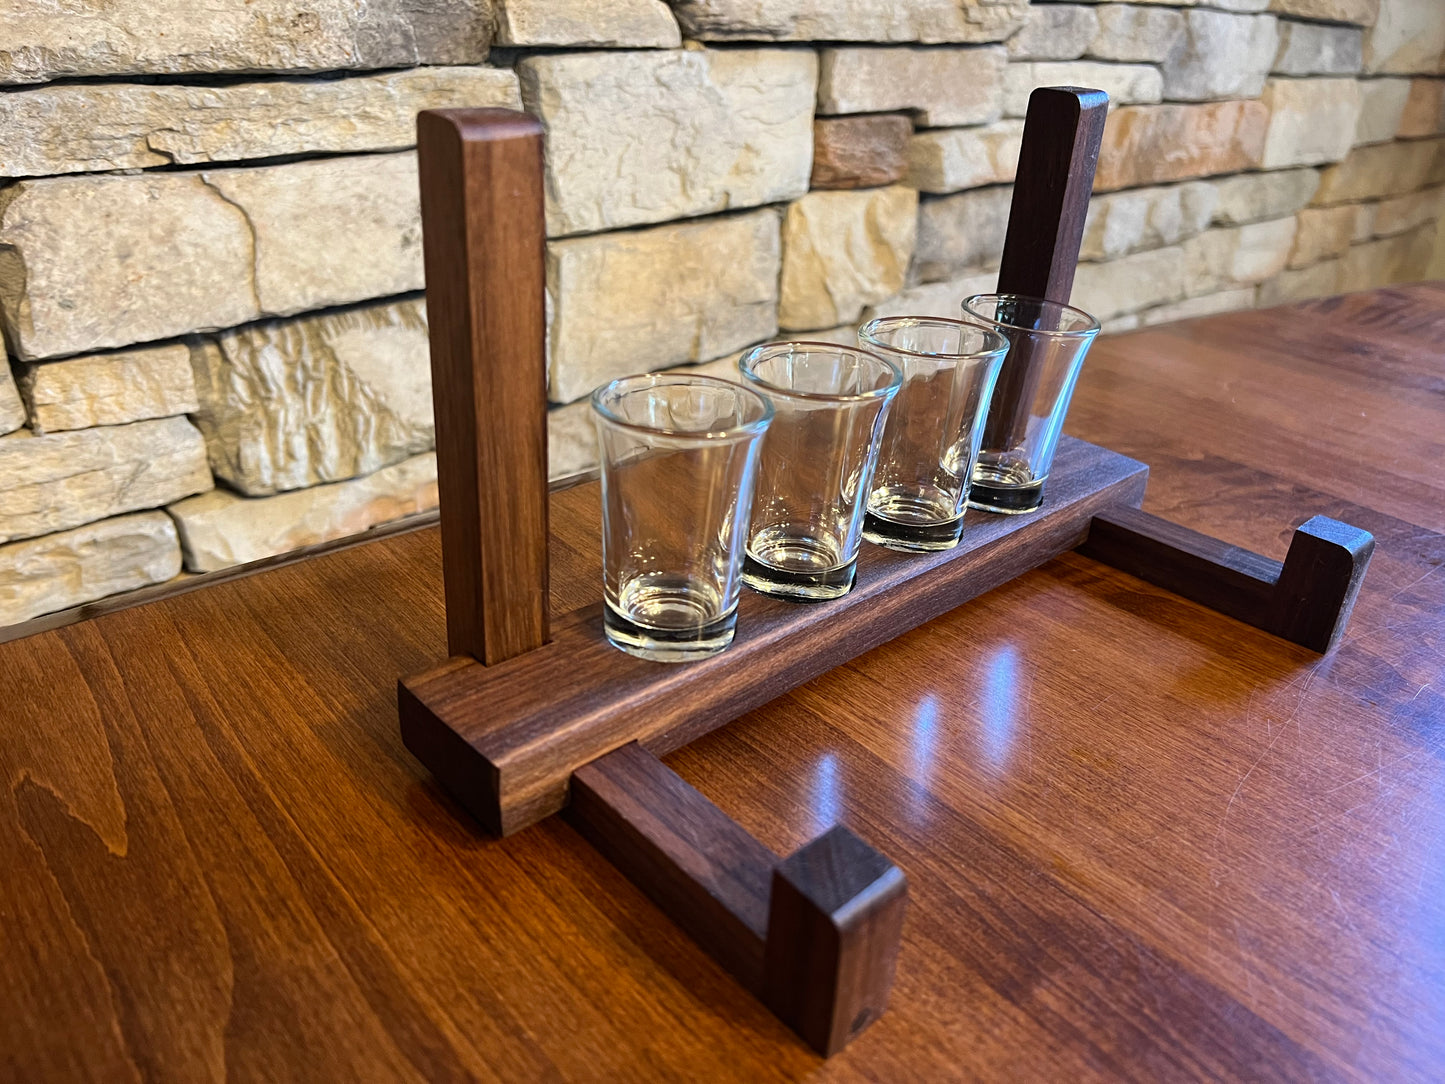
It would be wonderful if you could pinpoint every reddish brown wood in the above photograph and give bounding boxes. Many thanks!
[1080,506,1374,652]
[416,108,549,664]
[569,743,906,1056]
[986,86,1109,461]
[400,436,1149,836]
[1,286,1443,1081]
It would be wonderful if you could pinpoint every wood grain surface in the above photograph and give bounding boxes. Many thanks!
[2,284,1443,1081]
[401,436,1147,836]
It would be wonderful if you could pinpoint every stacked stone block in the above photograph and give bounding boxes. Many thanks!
[0,0,1443,626]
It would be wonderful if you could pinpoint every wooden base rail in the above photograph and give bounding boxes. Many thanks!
[570,742,907,1057]
[1081,507,1374,653]
[400,92,1374,1059]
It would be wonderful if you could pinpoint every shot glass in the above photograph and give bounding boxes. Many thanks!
[857,317,1009,552]
[737,341,901,601]
[591,373,772,662]
[961,294,1101,515]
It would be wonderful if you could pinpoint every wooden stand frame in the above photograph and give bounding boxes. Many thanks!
[399,91,1374,1057]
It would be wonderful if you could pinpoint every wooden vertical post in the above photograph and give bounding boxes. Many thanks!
[985,87,1109,455]
[416,109,550,665]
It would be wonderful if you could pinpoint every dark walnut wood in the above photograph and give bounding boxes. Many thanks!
[416,108,549,664]
[1081,506,1375,652]
[986,85,1109,466]
[570,743,907,1056]
[400,437,1148,836]
[2,285,1443,1081]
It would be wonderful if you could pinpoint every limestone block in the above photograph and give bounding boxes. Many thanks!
[1007,6,1100,60]
[1351,203,1380,242]
[1089,6,1185,63]
[1400,79,1445,138]
[0,417,212,544]
[913,186,1014,282]
[0,174,257,361]
[1140,287,1257,326]
[547,210,781,403]
[1162,11,1279,101]
[202,153,422,317]
[907,121,1023,193]
[0,68,520,177]
[1259,78,1361,168]
[1272,22,1363,76]
[818,47,1006,127]
[497,0,679,46]
[1257,257,1344,305]
[20,344,198,434]
[1373,186,1444,236]
[520,49,816,236]
[1315,138,1445,203]
[1212,168,1320,224]
[0,512,181,626]
[1096,102,1269,190]
[1003,62,1162,117]
[1080,181,1218,260]
[863,270,998,321]
[0,341,22,436]
[168,453,438,572]
[1338,226,1437,289]
[811,115,913,189]
[191,298,433,496]
[1364,0,1445,75]
[666,0,1030,43]
[1071,245,1187,321]
[1355,78,1412,145]
[1289,205,1364,267]
[1268,1,1379,25]
[1180,218,1298,296]
[0,0,492,85]
[779,187,918,330]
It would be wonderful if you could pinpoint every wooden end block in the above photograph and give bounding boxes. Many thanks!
[1271,516,1375,652]
[764,826,908,1057]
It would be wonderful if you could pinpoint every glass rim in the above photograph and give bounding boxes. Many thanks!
[857,316,1010,361]
[590,372,773,440]
[961,293,1102,338]
[737,340,902,403]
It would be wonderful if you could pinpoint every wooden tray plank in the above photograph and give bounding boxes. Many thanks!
[400,434,1148,835]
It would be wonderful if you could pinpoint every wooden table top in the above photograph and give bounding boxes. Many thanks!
[3,284,1443,1082]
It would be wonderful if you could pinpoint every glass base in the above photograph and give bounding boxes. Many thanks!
[969,462,1046,515]
[743,553,856,601]
[862,511,964,552]
[603,600,736,663]
[967,478,1045,515]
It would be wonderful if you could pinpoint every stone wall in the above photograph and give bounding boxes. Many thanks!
[2,0,1443,626]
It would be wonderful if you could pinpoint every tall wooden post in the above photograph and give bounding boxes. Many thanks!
[416,108,550,665]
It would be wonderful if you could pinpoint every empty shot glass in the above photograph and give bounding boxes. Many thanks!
[591,373,772,662]
[737,341,901,600]
[961,294,1101,515]
[858,317,1009,552]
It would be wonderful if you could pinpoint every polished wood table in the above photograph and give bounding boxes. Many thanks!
[3,285,1442,1082]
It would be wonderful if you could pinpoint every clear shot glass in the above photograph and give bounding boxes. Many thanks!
[591,373,772,662]
[857,317,1008,552]
[737,342,901,601]
[961,294,1101,515]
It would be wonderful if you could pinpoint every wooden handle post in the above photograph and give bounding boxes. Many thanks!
[416,108,550,665]
[985,86,1109,454]
[1080,507,1375,652]
[569,743,907,1057]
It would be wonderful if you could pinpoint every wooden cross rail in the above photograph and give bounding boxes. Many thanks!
[399,89,1374,1057]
